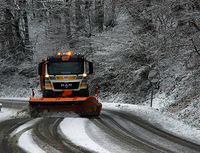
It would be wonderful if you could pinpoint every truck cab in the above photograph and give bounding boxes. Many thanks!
[38,51,93,98]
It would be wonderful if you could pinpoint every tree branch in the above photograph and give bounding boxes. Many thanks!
[190,38,200,56]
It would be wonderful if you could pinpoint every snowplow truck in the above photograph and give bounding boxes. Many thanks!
[29,51,102,117]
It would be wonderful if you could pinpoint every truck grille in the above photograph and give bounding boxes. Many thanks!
[53,82,80,89]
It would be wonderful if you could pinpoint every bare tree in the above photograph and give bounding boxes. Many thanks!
[19,0,30,45]
[104,0,116,27]
[75,0,85,32]
[85,0,93,37]
[95,0,104,32]
[65,1,73,48]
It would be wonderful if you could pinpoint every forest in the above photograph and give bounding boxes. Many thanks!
[0,0,200,127]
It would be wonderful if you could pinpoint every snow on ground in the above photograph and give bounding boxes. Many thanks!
[0,108,18,122]
[59,118,110,153]
[0,97,30,117]
[12,118,45,153]
[59,102,199,153]
[10,118,41,137]
[0,97,29,102]
[0,98,199,153]
[18,130,45,153]
[149,93,174,110]
[103,102,200,145]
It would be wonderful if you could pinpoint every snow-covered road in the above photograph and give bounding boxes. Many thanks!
[0,99,199,153]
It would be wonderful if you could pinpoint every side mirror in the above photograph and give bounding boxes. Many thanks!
[89,62,93,74]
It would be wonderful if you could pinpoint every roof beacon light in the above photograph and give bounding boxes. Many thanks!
[67,51,73,56]
[57,51,63,56]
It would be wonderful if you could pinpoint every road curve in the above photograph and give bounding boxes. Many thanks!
[0,118,30,153]
[114,110,200,152]
[32,117,93,153]
[88,115,168,153]
[0,99,199,153]
[97,109,200,153]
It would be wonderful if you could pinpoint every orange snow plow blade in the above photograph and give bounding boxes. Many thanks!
[29,96,102,117]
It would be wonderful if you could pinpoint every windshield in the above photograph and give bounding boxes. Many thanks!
[47,62,84,75]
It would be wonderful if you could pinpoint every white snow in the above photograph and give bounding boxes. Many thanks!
[0,108,18,122]
[103,94,127,104]
[0,97,29,102]
[103,102,200,145]
[151,93,174,109]
[58,103,199,153]
[59,118,110,153]
[10,118,41,137]
[18,130,46,153]
[0,98,199,153]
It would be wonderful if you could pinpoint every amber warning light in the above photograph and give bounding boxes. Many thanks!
[57,51,63,56]
[67,51,73,56]
[57,51,73,56]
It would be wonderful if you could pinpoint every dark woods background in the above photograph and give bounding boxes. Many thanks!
[1,0,200,126]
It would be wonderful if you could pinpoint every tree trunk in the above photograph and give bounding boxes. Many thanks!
[23,11,30,45]
[145,0,151,7]
[85,0,92,37]
[4,9,14,48]
[104,0,116,27]
[75,0,85,32]
[95,0,104,32]
[65,2,73,48]
[111,0,116,26]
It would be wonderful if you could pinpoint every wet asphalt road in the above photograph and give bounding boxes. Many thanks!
[0,101,199,153]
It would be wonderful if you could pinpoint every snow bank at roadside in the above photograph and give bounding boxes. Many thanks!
[59,102,199,153]
[103,103,200,145]
[0,97,29,102]
[0,108,18,122]
[59,118,110,153]
[150,93,174,109]
[18,130,45,153]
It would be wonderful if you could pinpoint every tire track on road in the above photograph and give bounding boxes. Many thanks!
[32,117,94,153]
[101,113,173,153]
[89,116,164,153]
[106,109,200,153]
[0,118,30,153]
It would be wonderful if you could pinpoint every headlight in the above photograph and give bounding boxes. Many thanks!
[45,74,50,78]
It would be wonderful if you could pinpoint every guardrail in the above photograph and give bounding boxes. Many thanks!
[0,98,29,109]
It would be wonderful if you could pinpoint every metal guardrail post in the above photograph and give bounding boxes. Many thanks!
[148,70,160,107]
